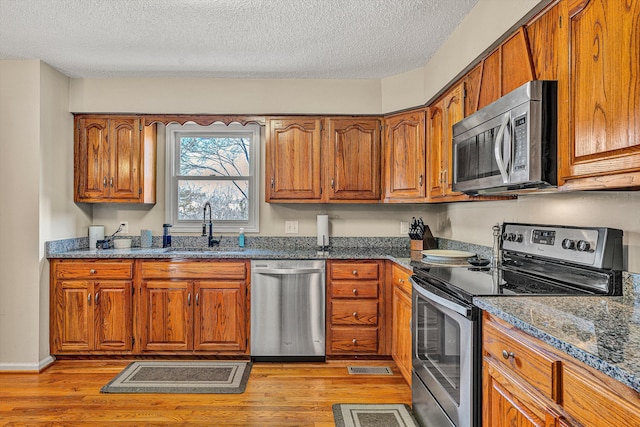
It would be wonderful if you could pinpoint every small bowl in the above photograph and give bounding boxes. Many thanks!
[113,238,132,249]
[467,256,490,266]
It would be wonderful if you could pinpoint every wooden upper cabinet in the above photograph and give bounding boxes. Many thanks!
[266,117,322,202]
[427,83,469,202]
[74,115,156,203]
[475,27,536,111]
[559,0,640,189]
[325,117,381,201]
[382,110,426,202]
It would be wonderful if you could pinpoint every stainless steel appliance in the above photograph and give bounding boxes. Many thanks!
[251,260,326,361]
[411,223,623,427]
[452,80,557,195]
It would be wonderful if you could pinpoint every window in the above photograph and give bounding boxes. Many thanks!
[165,122,260,233]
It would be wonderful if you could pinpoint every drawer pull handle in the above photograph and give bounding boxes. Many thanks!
[188,293,191,306]
[352,339,357,344]
[87,293,91,304]
[89,269,96,274]
[352,312,358,317]
[352,289,358,295]
[352,270,357,275]
[95,291,99,305]
[502,350,515,360]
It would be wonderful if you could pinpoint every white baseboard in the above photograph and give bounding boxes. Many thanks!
[0,355,55,372]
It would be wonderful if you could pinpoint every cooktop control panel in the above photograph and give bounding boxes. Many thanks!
[501,223,623,270]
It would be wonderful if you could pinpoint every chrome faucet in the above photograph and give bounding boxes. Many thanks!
[202,202,220,247]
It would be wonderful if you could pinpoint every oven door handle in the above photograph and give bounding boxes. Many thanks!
[411,278,473,318]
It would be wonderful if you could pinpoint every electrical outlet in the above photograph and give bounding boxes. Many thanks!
[119,221,129,234]
[400,221,409,235]
[285,220,299,234]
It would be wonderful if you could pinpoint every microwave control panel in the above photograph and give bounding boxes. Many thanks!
[512,115,528,172]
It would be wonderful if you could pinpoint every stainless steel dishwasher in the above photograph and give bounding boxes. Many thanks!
[250,260,325,361]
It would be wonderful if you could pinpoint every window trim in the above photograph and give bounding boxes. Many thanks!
[165,122,260,233]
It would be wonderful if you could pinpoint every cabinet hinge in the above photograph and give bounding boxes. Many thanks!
[559,16,562,29]
[139,187,142,195]
[320,121,323,132]
[132,336,135,346]
[132,286,135,296]
[463,87,467,99]
[139,123,143,131]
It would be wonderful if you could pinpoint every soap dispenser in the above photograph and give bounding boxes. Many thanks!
[162,223,172,248]
[238,227,245,248]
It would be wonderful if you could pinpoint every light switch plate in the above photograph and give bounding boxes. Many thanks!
[285,220,299,234]
[400,221,409,235]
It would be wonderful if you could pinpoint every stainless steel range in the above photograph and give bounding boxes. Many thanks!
[410,223,623,427]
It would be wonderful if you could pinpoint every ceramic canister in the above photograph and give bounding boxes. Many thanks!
[140,229,153,248]
[89,225,105,249]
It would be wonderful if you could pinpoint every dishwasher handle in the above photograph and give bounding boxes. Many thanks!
[253,267,324,275]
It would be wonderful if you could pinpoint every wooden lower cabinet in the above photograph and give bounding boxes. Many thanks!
[50,259,249,356]
[50,260,134,354]
[326,260,385,355]
[138,260,248,354]
[390,263,412,385]
[483,312,640,427]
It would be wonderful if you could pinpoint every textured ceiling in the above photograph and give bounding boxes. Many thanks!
[0,0,478,79]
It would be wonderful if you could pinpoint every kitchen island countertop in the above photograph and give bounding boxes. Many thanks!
[474,295,640,393]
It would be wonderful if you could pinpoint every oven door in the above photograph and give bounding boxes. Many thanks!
[411,277,478,427]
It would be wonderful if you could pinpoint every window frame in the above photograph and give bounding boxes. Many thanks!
[165,122,260,233]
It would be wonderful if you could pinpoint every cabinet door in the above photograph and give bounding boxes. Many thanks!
[391,286,412,386]
[483,361,557,427]
[140,280,192,351]
[108,118,141,201]
[193,281,247,352]
[560,0,640,189]
[266,118,322,201]
[53,281,93,352]
[427,83,467,201]
[325,118,381,201]
[94,281,133,351]
[75,118,109,201]
[383,111,426,202]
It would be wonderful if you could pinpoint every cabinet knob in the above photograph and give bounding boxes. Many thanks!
[352,312,358,317]
[502,350,515,360]
[399,278,405,283]
[352,288,358,295]
[352,339,357,344]
[352,270,357,275]
[89,269,96,274]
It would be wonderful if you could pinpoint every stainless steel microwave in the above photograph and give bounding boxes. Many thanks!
[452,80,557,195]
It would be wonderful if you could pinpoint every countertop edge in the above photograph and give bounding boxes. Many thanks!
[474,297,640,393]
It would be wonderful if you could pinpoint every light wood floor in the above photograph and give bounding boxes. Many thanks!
[0,359,411,426]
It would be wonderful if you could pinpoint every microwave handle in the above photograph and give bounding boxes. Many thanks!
[494,113,511,183]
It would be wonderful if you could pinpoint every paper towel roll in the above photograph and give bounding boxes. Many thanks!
[89,225,105,250]
[317,214,329,248]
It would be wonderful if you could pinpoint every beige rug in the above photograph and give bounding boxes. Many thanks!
[101,361,251,394]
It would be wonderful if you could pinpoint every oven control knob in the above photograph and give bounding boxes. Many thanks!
[562,238,576,250]
[502,232,509,242]
[514,233,523,243]
[577,240,591,252]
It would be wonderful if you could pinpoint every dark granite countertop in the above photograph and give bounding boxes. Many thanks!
[474,295,640,393]
[47,245,415,271]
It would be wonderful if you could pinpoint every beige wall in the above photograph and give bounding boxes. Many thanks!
[0,60,83,369]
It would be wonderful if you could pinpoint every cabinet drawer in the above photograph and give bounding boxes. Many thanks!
[331,300,378,325]
[483,316,560,401]
[331,282,378,298]
[330,262,380,280]
[54,261,133,279]
[562,363,640,427]
[391,263,412,295]
[330,327,378,353]
[140,261,246,279]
